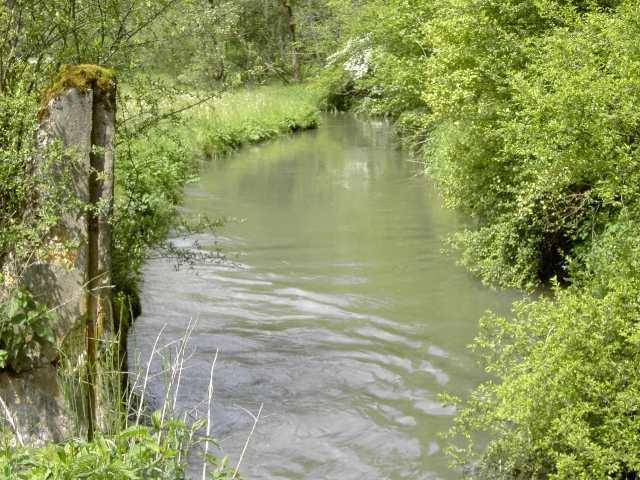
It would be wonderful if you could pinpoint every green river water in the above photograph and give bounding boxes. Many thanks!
[130,114,516,479]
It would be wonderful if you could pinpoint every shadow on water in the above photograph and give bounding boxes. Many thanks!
[129,114,518,480]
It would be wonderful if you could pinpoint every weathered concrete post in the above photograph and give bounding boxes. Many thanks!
[0,65,117,444]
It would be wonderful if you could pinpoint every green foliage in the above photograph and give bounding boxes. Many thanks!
[0,288,54,373]
[0,0,179,97]
[143,0,338,86]
[0,415,235,479]
[0,88,37,265]
[425,1,640,289]
[112,117,196,301]
[312,64,358,112]
[353,0,432,118]
[186,84,320,158]
[445,218,640,478]
[317,0,432,119]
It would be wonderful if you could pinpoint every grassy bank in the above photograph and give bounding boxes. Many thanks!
[185,84,321,158]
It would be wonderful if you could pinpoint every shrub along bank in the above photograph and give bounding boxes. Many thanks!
[1,420,234,479]
[315,0,640,477]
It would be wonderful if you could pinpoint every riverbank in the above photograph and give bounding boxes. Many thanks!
[0,81,320,478]
[186,84,322,158]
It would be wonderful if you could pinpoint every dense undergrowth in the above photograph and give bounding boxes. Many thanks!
[1,423,231,479]
[315,0,640,477]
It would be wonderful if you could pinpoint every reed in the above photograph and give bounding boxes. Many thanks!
[0,316,264,479]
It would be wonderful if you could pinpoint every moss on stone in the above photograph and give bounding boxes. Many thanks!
[39,64,116,120]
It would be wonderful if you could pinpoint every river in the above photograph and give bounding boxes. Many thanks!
[129,114,515,479]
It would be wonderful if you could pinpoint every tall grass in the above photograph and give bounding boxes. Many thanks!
[0,319,255,479]
[183,84,322,158]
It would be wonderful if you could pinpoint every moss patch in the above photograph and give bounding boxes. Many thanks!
[39,64,116,120]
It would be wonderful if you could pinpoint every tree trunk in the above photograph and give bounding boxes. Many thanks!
[279,0,300,82]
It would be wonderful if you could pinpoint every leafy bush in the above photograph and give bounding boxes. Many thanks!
[0,288,54,373]
[445,218,640,478]
[0,414,235,479]
[448,2,640,289]
[112,118,196,304]
[312,64,359,112]
[0,83,42,267]
[316,0,432,118]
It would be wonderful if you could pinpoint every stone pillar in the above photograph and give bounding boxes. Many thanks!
[0,65,117,444]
